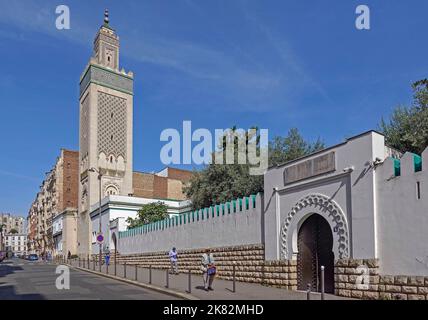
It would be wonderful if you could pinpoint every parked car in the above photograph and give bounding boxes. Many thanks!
[27,254,38,261]
[0,251,6,263]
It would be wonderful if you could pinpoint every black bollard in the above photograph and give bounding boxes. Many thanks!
[233,264,236,293]
[187,269,192,293]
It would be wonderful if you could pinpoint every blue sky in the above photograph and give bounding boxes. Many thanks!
[1,0,427,216]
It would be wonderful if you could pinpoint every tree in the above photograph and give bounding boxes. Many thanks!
[184,127,264,209]
[9,229,18,234]
[126,202,169,229]
[184,127,324,210]
[268,128,324,166]
[380,80,428,154]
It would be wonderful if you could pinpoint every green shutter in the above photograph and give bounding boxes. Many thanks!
[414,154,422,172]
[393,158,401,176]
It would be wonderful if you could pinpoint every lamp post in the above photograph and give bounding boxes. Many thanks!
[89,167,103,272]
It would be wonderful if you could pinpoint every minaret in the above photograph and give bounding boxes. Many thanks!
[77,10,134,256]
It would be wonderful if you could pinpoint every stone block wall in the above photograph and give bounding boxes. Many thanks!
[105,244,297,290]
[335,259,428,300]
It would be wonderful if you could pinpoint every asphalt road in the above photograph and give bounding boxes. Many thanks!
[0,258,178,300]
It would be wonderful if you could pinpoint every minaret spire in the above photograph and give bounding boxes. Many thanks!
[104,9,109,26]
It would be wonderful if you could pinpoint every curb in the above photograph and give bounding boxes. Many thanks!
[66,264,199,300]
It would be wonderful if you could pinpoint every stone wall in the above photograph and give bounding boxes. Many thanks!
[335,259,428,300]
[98,254,428,299]
[106,244,297,290]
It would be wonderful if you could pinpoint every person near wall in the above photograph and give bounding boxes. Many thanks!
[67,251,71,261]
[105,252,110,266]
[169,247,179,274]
[201,248,216,291]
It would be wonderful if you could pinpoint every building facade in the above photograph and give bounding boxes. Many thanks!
[0,213,26,252]
[132,167,193,201]
[0,213,25,234]
[78,11,134,256]
[27,149,79,255]
[4,234,27,256]
[52,208,78,257]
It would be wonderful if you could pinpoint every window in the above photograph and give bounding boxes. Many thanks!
[417,181,421,200]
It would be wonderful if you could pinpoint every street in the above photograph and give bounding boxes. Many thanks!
[0,258,178,300]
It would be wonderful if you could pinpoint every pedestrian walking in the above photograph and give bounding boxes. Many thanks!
[105,252,110,266]
[67,251,71,261]
[201,248,216,291]
[169,247,179,274]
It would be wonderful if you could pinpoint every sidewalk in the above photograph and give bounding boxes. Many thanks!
[68,259,350,300]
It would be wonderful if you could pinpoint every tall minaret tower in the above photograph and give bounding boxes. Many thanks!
[78,10,134,255]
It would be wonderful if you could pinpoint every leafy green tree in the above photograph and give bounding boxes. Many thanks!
[184,127,264,209]
[9,229,18,234]
[380,80,428,154]
[184,127,324,210]
[126,202,168,229]
[269,128,324,166]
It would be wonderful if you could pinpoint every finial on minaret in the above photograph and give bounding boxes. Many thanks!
[104,9,109,25]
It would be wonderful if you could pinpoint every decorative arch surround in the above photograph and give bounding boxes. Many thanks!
[104,182,120,196]
[280,193,350,260]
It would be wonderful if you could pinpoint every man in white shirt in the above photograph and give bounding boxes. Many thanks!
[201,248,216,291]
[169,247,179,274]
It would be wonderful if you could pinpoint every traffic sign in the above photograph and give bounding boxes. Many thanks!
[96,233,104,244]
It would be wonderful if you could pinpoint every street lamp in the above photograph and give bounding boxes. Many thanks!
[88,167,103,272]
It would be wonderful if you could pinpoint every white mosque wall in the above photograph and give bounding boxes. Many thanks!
[117,194,263,254]
[376,149,428,276]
